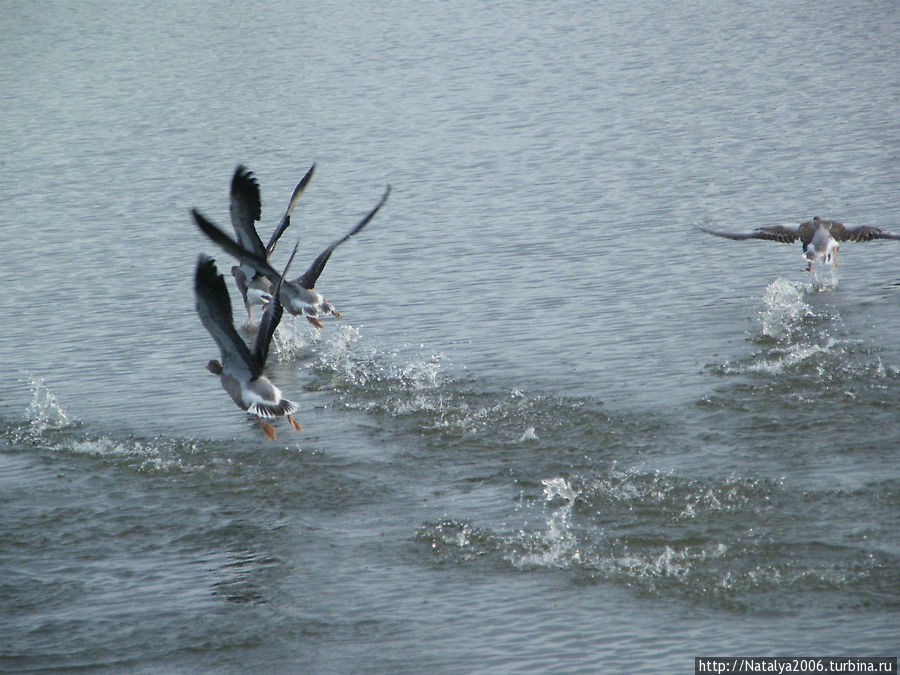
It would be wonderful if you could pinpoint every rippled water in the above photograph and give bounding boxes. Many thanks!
[2,1,899,672]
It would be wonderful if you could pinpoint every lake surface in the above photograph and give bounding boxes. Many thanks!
[2,1,898,672]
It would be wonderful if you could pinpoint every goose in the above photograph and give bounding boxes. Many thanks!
[193,184,390,328]
[229,164,315,320]
[696,216,900,272]
[195,246,302,440]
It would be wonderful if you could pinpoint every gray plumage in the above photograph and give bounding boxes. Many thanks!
[229,164,315,318]
[195,251,299,420]
[193,184,390,326]
[696,216,900,270]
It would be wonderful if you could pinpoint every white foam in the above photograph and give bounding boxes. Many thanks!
[542,476,578,504]
[316,324,374,385]
[65,437,191,473]
[758,277,813,339]
[730,340,835,376]
[272,315,317,362]
[506,477,584,569]
[315,325,452,420]
[519,426,538,442]
[22,372,72,433]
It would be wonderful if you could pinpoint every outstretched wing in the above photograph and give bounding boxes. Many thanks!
[252,292,283,371]
[193,208,282,286]
[252,242,299,369]
[831,223,900,243]
[266,164,316,258]
[294,185,391,290]
[695,222,801,244]
[194,255,259,379]
[229,166,267,259]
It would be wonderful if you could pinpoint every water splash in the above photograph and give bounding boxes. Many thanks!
[518,426,538,442]
[398,354,443,391]
[758,277,815,340]
[707,274,896,391]
[415,520,500,563]
[315,325,379,386]
[582,467,774,520]
[272,315,318,362]
[719,338,840,377]
[300,325,600,446]
[9,371,240,474]
[63,436,210,474]
[612,544,701,583]
[542,476,579,504]
[418,466,897,611]
[22,372,72,434]
[313,324,458,420]
[714,299,897,404]
[236,313,318,363]
[505,477,584,569]
[808,266,840,293]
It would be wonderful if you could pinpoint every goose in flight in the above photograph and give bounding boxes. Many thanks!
[229,164,315,320]
[195,246,302,440]
[193,184,390,328]
[697,216,900,271]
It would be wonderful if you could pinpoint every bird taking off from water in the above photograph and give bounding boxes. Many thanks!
[193,184,390,328]
[229,164,315,321]
[696,216,900,272]
[195,247,302,440]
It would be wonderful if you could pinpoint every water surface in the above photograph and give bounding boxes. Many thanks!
[2,1,898,672]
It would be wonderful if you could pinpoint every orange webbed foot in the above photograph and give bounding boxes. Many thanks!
[256,416,277,441]
[287,415,302,433]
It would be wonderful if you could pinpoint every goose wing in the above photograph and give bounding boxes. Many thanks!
[265,164,316,257]
[294,185,391,290]
[695,222,801,244]
[831,222,900,243]
[230,165,267,259]
[252,243,299,369]
[195,255,260,380]
[193,209,282,286]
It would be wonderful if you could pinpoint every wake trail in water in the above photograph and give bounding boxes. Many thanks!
[4,372,268,477]
[417,463,900,613]
[6,307,899,620]
[710,277,899,397]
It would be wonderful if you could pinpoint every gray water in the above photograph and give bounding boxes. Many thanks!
[2,1,898,672]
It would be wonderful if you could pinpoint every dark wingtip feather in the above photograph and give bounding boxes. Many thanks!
[232,165,262,222]
[193,208,279,278]
[194,252,235,325]
[266,163,318,257]
[294,184,391,290]
[194,253,221,294]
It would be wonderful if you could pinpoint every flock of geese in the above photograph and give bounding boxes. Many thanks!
[192,165,389,440]
[191,164,900,440]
